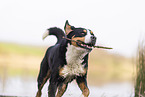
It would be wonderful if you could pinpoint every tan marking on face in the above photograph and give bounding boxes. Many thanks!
[83,30,87,33]
[90,30,93,34]
[71,37,85,47]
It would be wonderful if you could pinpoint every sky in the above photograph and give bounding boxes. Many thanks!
[0,0,145,57]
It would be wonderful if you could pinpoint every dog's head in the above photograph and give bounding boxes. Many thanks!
[64,20,96,51]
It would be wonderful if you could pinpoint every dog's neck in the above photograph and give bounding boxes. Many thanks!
[59,44,89,77]
[66,44,89,65]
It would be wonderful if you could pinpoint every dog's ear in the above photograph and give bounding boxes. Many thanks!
[64,20,73,35]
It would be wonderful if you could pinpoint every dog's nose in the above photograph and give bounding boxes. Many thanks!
[91,35,96,41]
[90,35,96,46]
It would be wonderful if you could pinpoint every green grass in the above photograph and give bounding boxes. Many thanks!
[135,43,145,97]
[0,42,134,85]
[0,42,45,56]
[88,49,133,85]
[0,42,45,77]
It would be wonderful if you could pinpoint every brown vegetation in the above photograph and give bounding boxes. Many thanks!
[0,42,134,85]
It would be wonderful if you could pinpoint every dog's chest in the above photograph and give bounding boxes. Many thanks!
[60,45,88,78]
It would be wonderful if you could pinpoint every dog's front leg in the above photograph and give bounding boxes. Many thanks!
[36,71,51,97]
[76,77,90,97]
[48,80,58,97]
[36,57,50,97]
[56,83,68,97]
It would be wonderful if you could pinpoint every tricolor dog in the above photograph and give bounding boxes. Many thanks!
[36,20,96,97]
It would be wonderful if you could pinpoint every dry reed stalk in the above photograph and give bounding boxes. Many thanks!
[135,42,145,97]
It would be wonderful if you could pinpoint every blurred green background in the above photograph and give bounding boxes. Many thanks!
[1,0,145,96]
[0,42,134,85]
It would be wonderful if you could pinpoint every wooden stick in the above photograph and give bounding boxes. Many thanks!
[94,46,113,49]
[62,37,113,49]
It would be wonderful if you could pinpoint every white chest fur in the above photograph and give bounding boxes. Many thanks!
[60,44,89,78]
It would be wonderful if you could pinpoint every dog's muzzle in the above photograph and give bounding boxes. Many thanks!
[77,35,97,51]
[91,35,96,46]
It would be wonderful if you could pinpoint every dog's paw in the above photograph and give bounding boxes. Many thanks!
[80,94,84,97]
[36,91,42,97]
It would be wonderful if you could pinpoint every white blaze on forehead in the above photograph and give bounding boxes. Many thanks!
[85,29,92,43]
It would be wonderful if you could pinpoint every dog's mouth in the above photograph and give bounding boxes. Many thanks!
[76,40,94,50]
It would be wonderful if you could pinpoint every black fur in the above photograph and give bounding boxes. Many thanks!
[36,21,96,97]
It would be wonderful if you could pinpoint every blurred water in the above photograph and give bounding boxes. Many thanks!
[0,76,134,97]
